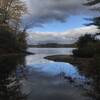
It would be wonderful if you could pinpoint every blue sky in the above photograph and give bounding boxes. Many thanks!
[27,15,91,32]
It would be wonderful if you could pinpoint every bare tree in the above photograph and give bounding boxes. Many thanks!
[0,0,26,26]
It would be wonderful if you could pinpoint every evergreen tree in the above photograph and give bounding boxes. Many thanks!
[85,0,100,6]
[85,0,100,28]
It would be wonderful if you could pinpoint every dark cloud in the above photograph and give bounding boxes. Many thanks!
[22,0,99,29]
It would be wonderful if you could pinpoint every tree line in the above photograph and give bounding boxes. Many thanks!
[72,1,100,99]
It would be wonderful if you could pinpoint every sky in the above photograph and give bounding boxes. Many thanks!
[27,25,99,44]
[27,15,90,32]
[23,0,100,44]
[23,0,99,31]
[23,0,100,33]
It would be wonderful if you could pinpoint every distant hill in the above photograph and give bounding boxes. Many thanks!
[28,43,77,48]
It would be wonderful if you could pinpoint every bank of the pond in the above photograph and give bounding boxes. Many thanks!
[0,52,34,57]
[45,55,93,67]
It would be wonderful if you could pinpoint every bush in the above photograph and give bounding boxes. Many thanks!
[73,47,95,58]
[0,26,17,52]
[0,25,27,54]
[73,34,100,58]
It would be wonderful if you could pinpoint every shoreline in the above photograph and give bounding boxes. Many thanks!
[45,55,93,67]
[0,52,34,57]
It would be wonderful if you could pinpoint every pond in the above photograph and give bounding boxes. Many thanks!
[26,48,85,80]
[0,48,99,100]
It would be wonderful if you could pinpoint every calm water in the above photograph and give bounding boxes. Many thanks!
[0,48,99,100]
[26,48,85,80]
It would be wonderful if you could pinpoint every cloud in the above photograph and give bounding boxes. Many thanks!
[27,25,100,44]
[22,0,99,29]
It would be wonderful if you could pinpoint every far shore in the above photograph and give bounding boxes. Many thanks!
[28,43,77,48]
[45,55,93,67]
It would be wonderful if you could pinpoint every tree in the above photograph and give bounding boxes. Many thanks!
[85,0,100,29]
[85,0,100,6]
[0,0,27,34]
[77,34,96,47]
[0,0,27,54]
[0,0,26,25]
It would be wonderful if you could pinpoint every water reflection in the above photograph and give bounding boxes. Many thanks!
[27,48,100,100]
[0,48,100,100]
[0,55,27,100]
[29,62,85,80]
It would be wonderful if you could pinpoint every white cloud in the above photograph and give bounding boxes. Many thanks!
[27,25,100,44]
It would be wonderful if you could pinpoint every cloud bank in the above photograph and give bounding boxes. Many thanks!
[27,25,100,45]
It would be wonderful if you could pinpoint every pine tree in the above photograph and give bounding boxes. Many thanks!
[85,0,100,6]
[85,0,100,29]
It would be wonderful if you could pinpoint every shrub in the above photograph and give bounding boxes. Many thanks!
[73,33,100,58]
[73,47,95,58]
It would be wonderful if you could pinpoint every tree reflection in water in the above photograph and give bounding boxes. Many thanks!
[0,55,27,100]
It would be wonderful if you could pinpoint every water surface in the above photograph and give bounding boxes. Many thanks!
[23,48,88,100]
[0,48,94,100]
[26,48,84,79]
